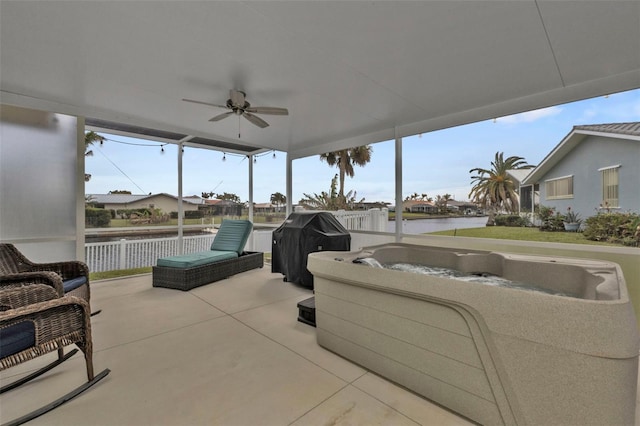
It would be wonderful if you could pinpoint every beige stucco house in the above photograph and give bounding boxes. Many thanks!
[87,193,203,216]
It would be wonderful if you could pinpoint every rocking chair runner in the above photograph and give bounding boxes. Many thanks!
[0,243,95,312]
[0,285,110,426]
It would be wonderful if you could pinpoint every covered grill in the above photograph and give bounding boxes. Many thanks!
[272,212,350,288]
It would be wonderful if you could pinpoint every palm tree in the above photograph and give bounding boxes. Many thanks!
[405,193,432,202]
[299,175,338,210]
[319,146,372,200]
[270,192,286,212]
[468,152,533,225]
[84,131,105,182]
[436,193,452,214]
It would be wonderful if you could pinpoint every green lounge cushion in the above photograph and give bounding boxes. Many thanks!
[210,220,252,254]
[156,250,238,269]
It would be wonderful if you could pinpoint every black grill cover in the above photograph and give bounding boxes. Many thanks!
[272,212,351,288]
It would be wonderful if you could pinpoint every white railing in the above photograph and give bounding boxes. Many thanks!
[85,209,388,272]
[85,234,215,272]
[330,208,388,232]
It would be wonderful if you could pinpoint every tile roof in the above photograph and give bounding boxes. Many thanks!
[87,193,203,204]
[521,121,640,185]
[573,122,640,136]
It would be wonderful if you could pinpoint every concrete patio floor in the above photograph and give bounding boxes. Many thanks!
[1,267,476,426]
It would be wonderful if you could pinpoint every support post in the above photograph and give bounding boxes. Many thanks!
[177,142,184,255]
[286,153,293,217]
[248,154,254,250]
[248,154,254,223]
[395,128,403,242]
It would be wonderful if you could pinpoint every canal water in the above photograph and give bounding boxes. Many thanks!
[386,216,488,234]
[87,217,487,242]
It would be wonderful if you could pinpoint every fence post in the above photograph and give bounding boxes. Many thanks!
[381,208,389,232]
[369,208,380,232]
[119,239,127,270]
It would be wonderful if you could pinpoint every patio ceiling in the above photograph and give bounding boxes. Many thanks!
[1,1,639,158]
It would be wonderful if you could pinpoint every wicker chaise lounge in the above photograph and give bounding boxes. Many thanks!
[152,220,263,291]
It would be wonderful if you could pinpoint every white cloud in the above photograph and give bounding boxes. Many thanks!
[497,106,563,124]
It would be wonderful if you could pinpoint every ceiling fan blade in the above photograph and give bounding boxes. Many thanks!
[182,98,228,109]
[230,89,246,107]
[209,111,234,122]
[243,112,269,128]
[245,106,289,116]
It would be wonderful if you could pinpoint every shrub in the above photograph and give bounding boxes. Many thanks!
[85,208,111,227]
[116,208,151,219]
[169,211,204,219]
[564,207,582,224]
[494,214,529,227]
[583,212,640,246]
[537,205,566,232]
[184,210,204,219]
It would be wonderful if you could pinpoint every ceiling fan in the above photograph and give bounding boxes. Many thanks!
[182,89,288,132]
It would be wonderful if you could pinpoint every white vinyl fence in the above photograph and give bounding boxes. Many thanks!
[328,208,389,232]
[85,209,389,272]
[86,235,216,272]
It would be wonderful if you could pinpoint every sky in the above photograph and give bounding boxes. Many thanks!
[85,89,640,205]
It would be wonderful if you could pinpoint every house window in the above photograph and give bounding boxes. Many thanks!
[519,185,533,212]
[599,165,620,208]
[545,176,573,199]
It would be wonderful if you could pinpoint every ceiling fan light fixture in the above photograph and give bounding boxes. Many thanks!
[183,89,288,131]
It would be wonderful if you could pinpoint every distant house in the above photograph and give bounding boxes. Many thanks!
[254,203,277,213]
[521,122,640,220]
[351,201,391,210]
[410,202,438,213]
[403,200,437,213]
[87,193,203,216]
[201,199,243,216]
[448,200,479,215]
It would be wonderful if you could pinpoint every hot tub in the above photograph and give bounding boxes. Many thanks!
[307,243,639,425]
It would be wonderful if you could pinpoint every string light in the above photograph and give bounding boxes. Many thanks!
[92,136,280,164]
[101,136,165,148]
[222,150,278,163]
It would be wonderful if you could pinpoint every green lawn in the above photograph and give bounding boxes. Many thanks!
[429,226,620,246]
[90,267,152,281]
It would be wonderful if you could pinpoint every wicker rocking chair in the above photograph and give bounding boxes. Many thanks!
[0,284,110,426]
[0,243,98,315]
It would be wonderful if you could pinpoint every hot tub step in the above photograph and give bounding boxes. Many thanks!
[297,296,316,327]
